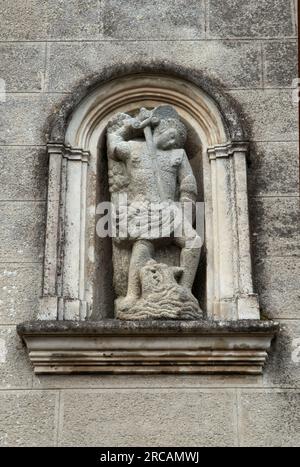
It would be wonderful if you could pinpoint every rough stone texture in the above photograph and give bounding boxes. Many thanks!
[208,0,296,38]
[60,389,236,446]
[0,43,46,92]
[102,0,205,40]
[107,106,202,320]
[263,41,298,88]
[229,90,298,141]
[0,94,64,145]
[43,84,256,322]
[0,0,48,40]
[0,0,298,448]
[248,142,299,197]
[0,202,46,263]
[18,319,279,336]
[260,259,300,319]
[0,264,42,324]
[250,197,300,257]
[253,258,300,320]
[47,0,101,40]
[0,147,48,201]
[17,319,278,375]
[0,0,100,41]
[46,64,248,142]
[0,391,57,446]
[239,390,300,446]
[264,320,300,388]
[32,372,263,390]
[47,40,262,93]
[0,327,33,389]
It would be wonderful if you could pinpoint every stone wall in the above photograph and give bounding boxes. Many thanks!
[0,0,299,447]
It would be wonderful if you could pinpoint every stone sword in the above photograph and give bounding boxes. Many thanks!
[131,113,167,202]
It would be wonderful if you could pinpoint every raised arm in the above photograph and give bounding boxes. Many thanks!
[107,113,134,162]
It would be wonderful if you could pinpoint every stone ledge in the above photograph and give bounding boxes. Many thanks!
[17,320,279,375]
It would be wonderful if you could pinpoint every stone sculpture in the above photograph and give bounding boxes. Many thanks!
[106,105,203,320]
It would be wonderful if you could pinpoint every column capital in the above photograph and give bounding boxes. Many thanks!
[47,142,90,163]
[208,142,249,161]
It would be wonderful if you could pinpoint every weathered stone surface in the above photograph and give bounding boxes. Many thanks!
[0,202,46,262]
[0,94,64,145]
[0,264,42,324]
[17,319,279,335]
[0,0,100,40]
[42,80,258,323]
[229,90,298,141]
[47,0,101,40]
[102,0,205,39]
[0,0,298,450]
[47,40,262,92]
[254,258,300,319]
[264,320,300,388]
[0,327,33,389]
[250,197,300,257]
[18,319,277,375]
[294,0,298,29]
[208,0,295,38]
[45,65,248,142]
[0,43,45,92]
[107,106,202,320]
[0,147,48,201]
[239,390,300,446]
[60,389,236,446]
[33,373,263,390]
[248,142,299,197]
[0,1,48,40]
[0,390,57,446]
[264,41,298,88]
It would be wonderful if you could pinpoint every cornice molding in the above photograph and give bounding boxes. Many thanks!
[18,320,279,375]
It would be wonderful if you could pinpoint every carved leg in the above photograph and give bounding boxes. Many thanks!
[174,231,202,289]
[117,240,154,310]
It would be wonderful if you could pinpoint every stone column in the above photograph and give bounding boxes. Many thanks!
[38,144,90,321]
[208,143,260,320]
[61,148,88,320]
[38,144,63,320]
[232,144,260,319]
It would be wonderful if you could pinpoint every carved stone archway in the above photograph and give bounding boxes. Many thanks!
[18,71,278,374]
[42,74,259,321]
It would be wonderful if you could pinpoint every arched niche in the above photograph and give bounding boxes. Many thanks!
[92,105,206,320]
[39,73,260,322]
[17,71,282,375]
